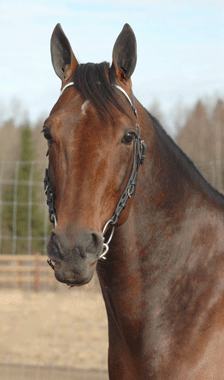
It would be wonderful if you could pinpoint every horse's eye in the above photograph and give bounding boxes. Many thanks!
[122,132,136,145]
[42,128,53,142]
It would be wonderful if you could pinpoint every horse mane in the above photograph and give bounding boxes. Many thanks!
[147,111,224,206]
[72,61,128,120]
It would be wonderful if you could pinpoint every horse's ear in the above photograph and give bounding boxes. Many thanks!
[112,24,137,81]
[50,23,78,82]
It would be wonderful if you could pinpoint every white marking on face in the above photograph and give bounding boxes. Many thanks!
[81,100,90,115]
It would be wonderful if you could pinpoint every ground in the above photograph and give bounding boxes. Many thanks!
[0,281,108,379]
[0,364,109,380]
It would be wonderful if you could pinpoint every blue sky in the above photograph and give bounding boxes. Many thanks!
[0,0,223,131]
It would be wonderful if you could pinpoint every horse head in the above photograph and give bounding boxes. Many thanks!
[44,23,146,286]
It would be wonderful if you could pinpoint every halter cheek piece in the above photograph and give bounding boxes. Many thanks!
[99,85,146,259]
[44,82,146,265]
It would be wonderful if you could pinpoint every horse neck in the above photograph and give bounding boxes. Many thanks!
[97,107,224,374]
[97,106,214,370]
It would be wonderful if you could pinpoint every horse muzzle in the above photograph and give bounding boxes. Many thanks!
[46,228,103,286]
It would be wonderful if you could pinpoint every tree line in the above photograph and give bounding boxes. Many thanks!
[175,99,224,191]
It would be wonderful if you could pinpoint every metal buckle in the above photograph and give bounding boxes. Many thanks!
[99,219,115,260]
[50,213,57,228]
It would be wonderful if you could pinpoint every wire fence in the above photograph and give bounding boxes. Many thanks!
[0,160,49,256]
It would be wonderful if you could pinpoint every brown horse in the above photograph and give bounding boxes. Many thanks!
[44,23,224,379]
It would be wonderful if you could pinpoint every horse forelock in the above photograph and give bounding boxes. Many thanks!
[72,61,129,121]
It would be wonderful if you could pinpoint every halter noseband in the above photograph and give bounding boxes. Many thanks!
[44,82,146,262]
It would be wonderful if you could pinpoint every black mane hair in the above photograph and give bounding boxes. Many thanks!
[147,110,224,206]
[72,61,128,120]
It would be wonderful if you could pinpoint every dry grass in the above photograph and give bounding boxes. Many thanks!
[0,279,108,371]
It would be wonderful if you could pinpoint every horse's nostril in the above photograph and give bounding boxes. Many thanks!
[86,232,102,254]
[52,231,57,242]
[47,231,63,262]
[92,233,98,245]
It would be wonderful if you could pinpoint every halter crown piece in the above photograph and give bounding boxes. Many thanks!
[44,82,146,265]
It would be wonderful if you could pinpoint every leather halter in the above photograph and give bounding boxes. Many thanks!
[44,167,57,226]
[44,82,146,261]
